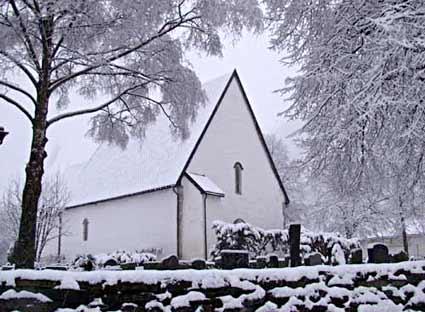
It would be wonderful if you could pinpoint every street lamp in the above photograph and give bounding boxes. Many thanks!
[0,127,8,145]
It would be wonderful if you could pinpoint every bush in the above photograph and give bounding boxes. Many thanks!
[72,250,157,270]
[211,220,360,264]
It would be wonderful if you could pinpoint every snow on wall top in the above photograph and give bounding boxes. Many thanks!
[186,172,225,196]
[66,73,232,207]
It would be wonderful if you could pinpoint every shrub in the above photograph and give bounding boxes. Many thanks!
[211,220,360,264]
[72,250,157,270]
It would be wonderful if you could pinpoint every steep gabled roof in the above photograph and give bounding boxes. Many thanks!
[66,70,289,208]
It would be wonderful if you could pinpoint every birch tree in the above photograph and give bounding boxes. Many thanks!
[265,0,425,250]
[0,0,263,267]
[0,174,69,263]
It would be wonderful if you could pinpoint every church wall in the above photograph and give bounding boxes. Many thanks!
[180,176,205,260]
[187,77,286,254]
[43,188,177,261]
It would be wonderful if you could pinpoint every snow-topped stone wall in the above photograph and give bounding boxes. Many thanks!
[1,261,425,311]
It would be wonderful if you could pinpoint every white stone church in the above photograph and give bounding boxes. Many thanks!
[46,70,290,260]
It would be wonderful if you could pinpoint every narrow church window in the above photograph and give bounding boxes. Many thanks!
[83,218,89,241]
[234,162,244,194]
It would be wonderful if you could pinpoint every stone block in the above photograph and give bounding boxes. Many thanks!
[220,250,249,269]
[350,248,363,264]
[368,244,389,264]
[305,252,322,266]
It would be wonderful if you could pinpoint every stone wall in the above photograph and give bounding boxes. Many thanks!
[1,261,425,311]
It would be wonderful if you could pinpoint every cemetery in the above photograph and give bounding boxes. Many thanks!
[1,223,423,311]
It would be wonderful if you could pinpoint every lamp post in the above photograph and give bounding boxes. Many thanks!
[0,127,8,145]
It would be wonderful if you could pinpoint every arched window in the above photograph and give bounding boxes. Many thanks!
[82,218,89,241]
[234,162,244,194]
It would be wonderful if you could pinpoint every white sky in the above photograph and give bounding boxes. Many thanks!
[0,33,301,192]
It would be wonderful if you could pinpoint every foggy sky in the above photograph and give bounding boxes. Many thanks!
[0,33,300,193]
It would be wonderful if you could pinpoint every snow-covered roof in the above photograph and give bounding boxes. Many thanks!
[185,172,225,197]
[66,73,232,207]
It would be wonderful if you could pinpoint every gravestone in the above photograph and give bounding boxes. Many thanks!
[191,259,206,270]
[350,248,363,264]
[268,254,279,268]
[368,244,389,263]
[220,250,249,269]
[104,258,119,267]
[279,257,290,268]
[305,253,322,266]
[161,254,179,269]
[392,250,409,263]
[289,224,301,267]
[256,256,267,269]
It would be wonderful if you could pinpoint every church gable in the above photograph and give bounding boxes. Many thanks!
[181,71,288,204]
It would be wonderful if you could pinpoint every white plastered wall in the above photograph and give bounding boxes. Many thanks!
[187,77,286,256]
[44,188,177,260]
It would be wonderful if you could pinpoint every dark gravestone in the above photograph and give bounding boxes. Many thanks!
[289,224,301,267]
[191,259,206,270]
[268,254,279,268]
[305,253,322,266]
[256,256,267,268]
[392,250,409,263]
[368,244,389,263]
[279,257,290,268]
[220,250,249,269]
[350,248,363,264]
[104,258,119,267]
[161,254,179,269]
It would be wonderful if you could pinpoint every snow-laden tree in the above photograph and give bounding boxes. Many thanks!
[265,133,311,226]
[0,0,263,267]
[0,174,69,263]
[265,0,425,251]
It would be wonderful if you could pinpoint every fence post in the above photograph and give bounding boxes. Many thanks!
[289,224,301,267]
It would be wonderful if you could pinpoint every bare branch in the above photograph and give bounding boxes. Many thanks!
[0,50,38,87]
[47,84,147,127]
[0,80,37,106]
[49,14,201,93]
[0,93,33,122]
[9,0,41,72]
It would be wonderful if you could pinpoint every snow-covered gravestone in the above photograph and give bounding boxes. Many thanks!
[368,244,389,264]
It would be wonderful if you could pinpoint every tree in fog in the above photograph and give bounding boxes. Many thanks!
[265,0,425,251]
[0,174,69,263]
[0,0,263,267]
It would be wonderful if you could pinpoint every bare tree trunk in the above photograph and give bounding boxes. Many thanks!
[13,14,54,268]
[14,96,49,268]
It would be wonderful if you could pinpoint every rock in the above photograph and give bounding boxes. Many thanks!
[268,254,279,268]
[350,248,363,264]
[220,250,249,269]
[368,244,389,264]
[161,255,179,269]
[305,253,322,266]
[392,251,409,263]
[191,259,206,270]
